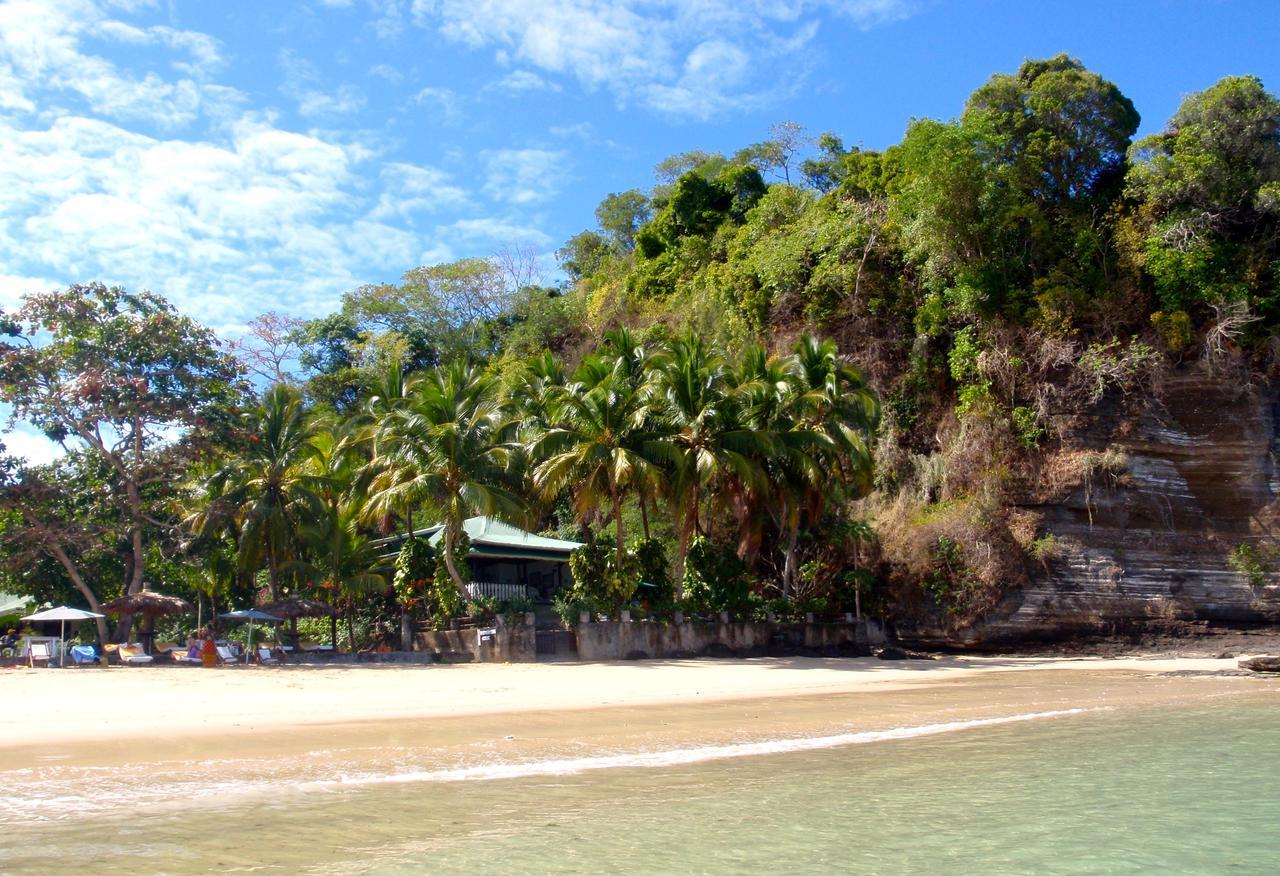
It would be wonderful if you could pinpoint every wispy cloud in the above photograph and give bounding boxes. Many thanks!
[279,50,367,117]
[488,69,561,95]
[409,0,912,119]
[481,148,568,205]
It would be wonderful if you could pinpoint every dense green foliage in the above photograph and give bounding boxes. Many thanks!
[3,58,1277,640]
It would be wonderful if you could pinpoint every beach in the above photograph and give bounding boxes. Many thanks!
[3,655,1278,874]
[0,654,1268,761]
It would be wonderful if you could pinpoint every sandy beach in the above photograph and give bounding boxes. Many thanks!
[3,654,1278,875]
[1,654,1269,764]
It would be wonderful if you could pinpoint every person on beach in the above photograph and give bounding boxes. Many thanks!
[201,629,218,668]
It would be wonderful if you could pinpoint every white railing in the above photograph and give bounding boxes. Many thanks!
[465,581,529,603]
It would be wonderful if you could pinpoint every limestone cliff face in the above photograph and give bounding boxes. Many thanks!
[913,370,1280,647]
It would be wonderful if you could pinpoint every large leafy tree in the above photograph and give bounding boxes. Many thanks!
[1125,75,1280,320]
[0,284,246,637]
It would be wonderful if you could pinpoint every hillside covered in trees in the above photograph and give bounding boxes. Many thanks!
[3,56,1279,647]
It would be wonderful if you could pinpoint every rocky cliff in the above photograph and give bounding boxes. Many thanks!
[908,368,1280,647]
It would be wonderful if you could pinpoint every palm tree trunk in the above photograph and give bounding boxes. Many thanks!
[672,492,697,602]
[782,524,800,599]
[442,520,469,602]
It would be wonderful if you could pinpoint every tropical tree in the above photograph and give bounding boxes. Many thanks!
[650,333,767,598]
[366,361,523,599]
[770,336,879,595]
[189,385,327,602]
[0,283,246,639]
[530,339,663,593]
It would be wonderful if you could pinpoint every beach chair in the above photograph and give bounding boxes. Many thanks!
[216,645,240,665]
[117,644,154,666]
[27,641,52,668]
[255,647,281,665]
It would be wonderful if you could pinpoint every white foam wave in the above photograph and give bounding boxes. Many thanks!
[315,708,1090,788]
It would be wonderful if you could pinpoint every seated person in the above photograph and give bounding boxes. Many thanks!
[0,628,17,650]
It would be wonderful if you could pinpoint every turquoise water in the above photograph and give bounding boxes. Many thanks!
[3,693,1279,874]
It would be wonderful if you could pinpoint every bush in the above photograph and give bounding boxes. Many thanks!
[467,595,499,623]
[552,592,591,627]
[682,536,753,617]
[568,540,637,615]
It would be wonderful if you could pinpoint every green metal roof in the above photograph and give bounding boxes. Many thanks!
[377,516,582,562]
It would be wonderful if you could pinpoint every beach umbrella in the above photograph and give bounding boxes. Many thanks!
[22,606,105,666]
[219,609,282,662]
[101,589,193,654]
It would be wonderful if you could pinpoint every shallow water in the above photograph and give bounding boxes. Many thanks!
[2,680,1278,874]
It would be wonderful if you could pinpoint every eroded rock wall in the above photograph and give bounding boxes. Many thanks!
[934,370,1280,647]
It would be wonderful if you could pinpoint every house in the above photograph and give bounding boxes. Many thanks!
[379,516,582,604]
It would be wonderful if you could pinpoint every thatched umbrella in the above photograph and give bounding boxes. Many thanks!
[259,597,338,650]
[101,588,193,654]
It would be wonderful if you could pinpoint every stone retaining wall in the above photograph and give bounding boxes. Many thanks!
[575,618,884,661]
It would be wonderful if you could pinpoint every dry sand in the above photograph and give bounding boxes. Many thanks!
[0,653,1258,752]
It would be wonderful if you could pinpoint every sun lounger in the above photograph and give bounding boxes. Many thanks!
[297,640,334,653]
[255,647,281,665]
[27,641,52,668]
[215,645,241,665]
[117,644,154,665]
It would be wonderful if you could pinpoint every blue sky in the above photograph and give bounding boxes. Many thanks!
[1,0,1277,460]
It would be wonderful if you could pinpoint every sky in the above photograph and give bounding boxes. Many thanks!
[1,0,1278,461]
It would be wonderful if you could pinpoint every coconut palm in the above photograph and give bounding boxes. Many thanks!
[650,333,770,598]
[189,385,328,601]
[530,346,664,586]
[769,336,880,595]
[366,361,523,599]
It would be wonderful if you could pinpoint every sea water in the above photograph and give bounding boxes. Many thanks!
[2,688,1278,874]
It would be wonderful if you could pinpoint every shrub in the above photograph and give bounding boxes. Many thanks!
[1227,543,1271,587]
[682,535,753,616]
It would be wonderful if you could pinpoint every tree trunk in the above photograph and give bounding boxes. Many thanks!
[48,542,109,643]
[267,539,280,601]
[782,524,800,599]
[671,492,697,602]
[613,487,625,578]
[442,520,469,602]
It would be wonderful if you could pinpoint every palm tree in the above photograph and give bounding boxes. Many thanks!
[530,346,663,588]
[651,333,769,598]
[366,361,523,599]
[190,385,329,602]
[770,336,879,596]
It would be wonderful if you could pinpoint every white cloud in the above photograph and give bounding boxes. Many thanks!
[410,0,912,118]
[0,0,565,343]
[481,148,568,205]
[0,0,235,127]
[370,162,469,221]
[280,50,367,118]
[489,69,561,94]
[368,63,404,84]
[413,86,461,124]
[446,217,551,247]
[2,424,63,466]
